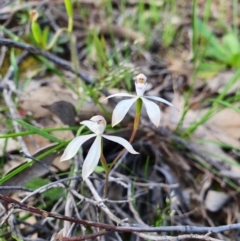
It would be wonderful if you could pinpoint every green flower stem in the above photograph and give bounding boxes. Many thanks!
[100,152,110,200]
[136,98,143,116]
[101,153,109,219]
[127,98,142,142]
[100,153,109,222]
[68,17,73,33]
[129,114,140,143]
[102,98,143,200]
[107,98,142,175]
[100,153,109,174]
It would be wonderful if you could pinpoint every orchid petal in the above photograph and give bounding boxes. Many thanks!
[104,93,136,100]
[60,134,96,161]
[80,120,101,134]
[80,120,98,133]
[145,96,174,107]
[82,135,102,180]
[102,134,139,154]
[141,97,161,127]
[112,97,138,126]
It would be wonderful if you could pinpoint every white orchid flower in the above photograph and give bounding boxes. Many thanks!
[105,73,175,127]
[60,115,138,180]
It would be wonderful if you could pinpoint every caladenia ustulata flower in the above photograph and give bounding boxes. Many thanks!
[60,115,138,180]
[105,73,175,127]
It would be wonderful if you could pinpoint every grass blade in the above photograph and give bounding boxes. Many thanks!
[15,119,62,143]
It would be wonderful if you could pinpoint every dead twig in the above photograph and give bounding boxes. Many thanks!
[1,193,240,235]
[0,186,32,192]
[135,233,222,241]
[62,157,82,237]
[84,178,123,224]
[0,38,92,85]
[53,230,109,241]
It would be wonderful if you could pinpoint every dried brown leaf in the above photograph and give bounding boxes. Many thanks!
[0,143,60,196]
[205,190,231,212]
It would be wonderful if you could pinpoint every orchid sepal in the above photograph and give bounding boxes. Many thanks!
[102,134,139,154]
[141,97,161,127]
[60,134,96,162]
[82,135,102,180]
[112,97,138,126]
[144,96,174,107]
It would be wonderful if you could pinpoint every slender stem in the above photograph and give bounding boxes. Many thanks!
[101,112,140,217]
[102,98,142,205]
[100,153,109,174]
[100,153,109,199]
[100,153,109,221]
[109,98,142,170]
[102,98,142,202]
[46,28,67,50]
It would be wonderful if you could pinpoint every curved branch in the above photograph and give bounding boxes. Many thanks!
[1,194,240,235]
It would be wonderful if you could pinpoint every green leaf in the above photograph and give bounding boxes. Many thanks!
[204,47,229,63]
[184,67,240,135]
[10,48,19,87]
[196,19,225,54]
[25,177,63,202]
[197,61,226,78]
[0,143,64,185]
[0,126,78,138]
[12,235,23,241]
[15,119,62,143]
[94,166,105,173]
[76,125,87,137]
[43,187,63,201]
[42,26,50,47]
[31,21,42,45]
[222,33,240,56]
[227,53,240,67]
[217,67,240,100]
[64,0,73,18]
[24,177,48,189]
[210,99,240,114]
